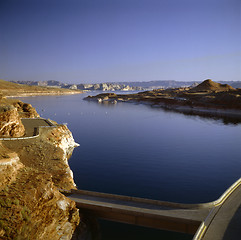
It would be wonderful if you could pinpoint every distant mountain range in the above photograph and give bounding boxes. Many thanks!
[10,80,241,91]
[10,80,143,91]
[117,80,198,89]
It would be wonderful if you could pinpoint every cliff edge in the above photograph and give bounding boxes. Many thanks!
[0,98,81,239]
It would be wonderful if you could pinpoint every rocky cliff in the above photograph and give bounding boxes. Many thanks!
[0,108,25,137]
[0,99,82,240]
[0,99,39,137]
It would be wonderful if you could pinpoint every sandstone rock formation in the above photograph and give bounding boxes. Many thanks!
[41,124,79,189]
[0,107,25,137]
[0,98,40,137]
[13,101,39,118]
[0,100,81,239]
[0,145,23,190]
[85,80,241,118]
[0,169,80,240]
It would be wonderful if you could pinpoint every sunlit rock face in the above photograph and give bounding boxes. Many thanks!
[0,99,40,137]
[0,170,80,240]
[0,107,25,137]
[0,100,82,240]
[0,146,23,190]
[43,124,80,189]
[13,101,40,118]
[50,124,80,158]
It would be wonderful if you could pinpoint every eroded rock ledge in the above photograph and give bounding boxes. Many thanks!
[0,99,39,137]
[0,99,81,240]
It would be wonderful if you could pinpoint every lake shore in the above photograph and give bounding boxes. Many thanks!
[0,79,82,98]
[6,90,82,98]
[84,80,241,120]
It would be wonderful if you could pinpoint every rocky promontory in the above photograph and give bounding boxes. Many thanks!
[0,98,82,239]
[0,98,39,137]
[85,79,241,118]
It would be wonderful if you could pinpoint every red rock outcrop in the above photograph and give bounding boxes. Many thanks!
[0,100,81,239]
[0,107,25,137]
[13,101,39,118]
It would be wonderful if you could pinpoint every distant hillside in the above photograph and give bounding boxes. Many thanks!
[10,80,69,88]
[10,80,198,90]
[116,80,199,89]
[118,80,241,89]
[191,79,235,92]
[0,79,81,96]
[10,80,142,91]
[220,81,241,89]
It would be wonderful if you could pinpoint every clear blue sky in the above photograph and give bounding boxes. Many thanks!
[0,0,240,83]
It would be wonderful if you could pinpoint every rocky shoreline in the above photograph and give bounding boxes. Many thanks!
[84,80,241,121]
[0,98,83,239]
[6,91,81,98]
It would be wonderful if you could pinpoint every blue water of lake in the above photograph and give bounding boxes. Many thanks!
[20,93,241,239]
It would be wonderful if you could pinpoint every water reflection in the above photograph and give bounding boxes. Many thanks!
[171,109,241,125]
[85,97,241,126]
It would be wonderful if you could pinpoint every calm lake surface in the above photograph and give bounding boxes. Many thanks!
[21,93,241,239]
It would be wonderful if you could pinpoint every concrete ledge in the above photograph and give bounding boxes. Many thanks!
[193,177,241,240]
[213,177,241,206]
[71,189,214,209]
[69,178,241,238]
[68,189,211,234]
[0,117,57,141]
[75,201,201,234]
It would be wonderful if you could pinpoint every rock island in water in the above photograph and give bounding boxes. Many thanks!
[85,79,241,119]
